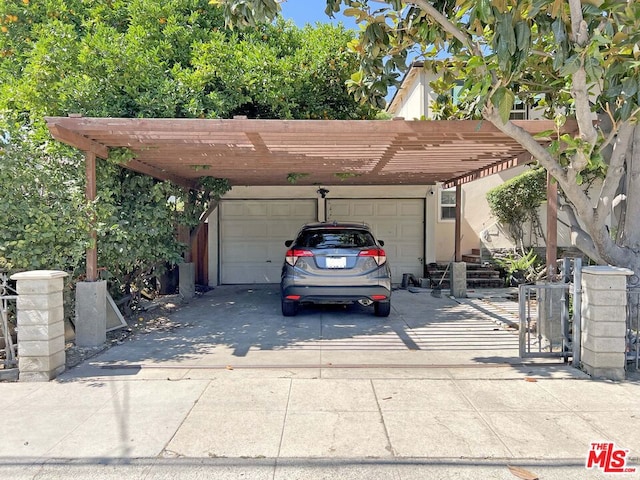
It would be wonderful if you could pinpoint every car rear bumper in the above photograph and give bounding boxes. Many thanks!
[281,285,391,304]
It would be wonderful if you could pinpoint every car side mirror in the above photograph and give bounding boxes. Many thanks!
[285,240,293,247]
[378,240,385,247]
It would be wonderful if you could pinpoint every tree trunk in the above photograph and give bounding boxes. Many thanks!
[620,125,640,252]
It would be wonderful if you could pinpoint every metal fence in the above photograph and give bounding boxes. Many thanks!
[627,274,640,372]
[519,258,582,366]
[0,272,18,370]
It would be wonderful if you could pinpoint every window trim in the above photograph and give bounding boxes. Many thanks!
[438,187,458,223]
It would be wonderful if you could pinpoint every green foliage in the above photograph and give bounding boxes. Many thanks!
[95,162,187,296]
[0,2,377,121]
[183,177,231,229]
[486,168,547,246]
[286,172,309,184]
[334,172,361,181]
[108,147,137,164]
[0,119,88,275]
[495,249,538,274]
[494,248,540,285]
[0,0,379,306]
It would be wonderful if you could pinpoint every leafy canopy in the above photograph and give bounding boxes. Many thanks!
[215,0,639,123]
[0,0,378,301]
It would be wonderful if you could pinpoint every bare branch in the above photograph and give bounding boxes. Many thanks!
[595,122,634,220]
[567,1,598,149]
[560,203,603,263]
[482,105,565,180]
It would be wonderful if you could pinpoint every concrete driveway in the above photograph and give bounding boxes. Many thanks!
[6,285,639,480]
[66,284,572,381]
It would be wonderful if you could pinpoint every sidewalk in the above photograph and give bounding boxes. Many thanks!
[2,286,639,479]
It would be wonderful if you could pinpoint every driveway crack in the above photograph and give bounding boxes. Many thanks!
[273,378,293,479]
[371,379,396,457]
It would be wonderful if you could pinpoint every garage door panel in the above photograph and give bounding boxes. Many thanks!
[266,222,306,238]
[221,242,269,261]
[400,223,423,237]
[223,265,279,284]
[220,200,316,284]
[293,202,317,216]
[375,203,398,216]
[327,199,424,282]
[244,203,268,216]
[351,203,375,217]
[399,201,423,216]
[222,202,245,217]
[224,223,271,238]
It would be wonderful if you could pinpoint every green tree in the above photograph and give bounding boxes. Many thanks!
[0,0,377,300]
[486,167,547,250]
[0,120,88,275]
[218,0,640,277]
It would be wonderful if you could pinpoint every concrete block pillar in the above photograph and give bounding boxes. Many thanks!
[10,270,68,382]
[75,280,107,347]
[581,266,633,381]
[178,262,195,300]
[450,262,467,298]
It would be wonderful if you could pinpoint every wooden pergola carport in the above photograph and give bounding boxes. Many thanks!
[45,116,571,281]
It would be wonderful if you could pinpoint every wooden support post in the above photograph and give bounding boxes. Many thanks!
[179,186,193,263]
[546,172,558,281]
[454,184,462,262]
[85,151,98,282]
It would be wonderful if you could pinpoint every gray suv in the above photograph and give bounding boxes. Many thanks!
[280,222,392,317]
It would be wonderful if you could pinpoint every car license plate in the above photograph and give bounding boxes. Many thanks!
[326,256,347,269]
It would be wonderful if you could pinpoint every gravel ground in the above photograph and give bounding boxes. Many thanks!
[64,293,187,369]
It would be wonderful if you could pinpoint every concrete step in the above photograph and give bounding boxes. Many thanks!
[425,263,504,289]
[461,254,481,264]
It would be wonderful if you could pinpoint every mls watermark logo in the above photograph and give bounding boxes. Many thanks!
[586,442,636,474]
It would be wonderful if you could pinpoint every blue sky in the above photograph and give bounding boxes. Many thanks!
[279,0,358,29]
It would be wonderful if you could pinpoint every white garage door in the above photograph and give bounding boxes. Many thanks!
[220,200,316,284]
[327,199,424,282]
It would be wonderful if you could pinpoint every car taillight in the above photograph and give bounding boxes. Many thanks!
[285,249,314,266]
[359,248,386,266]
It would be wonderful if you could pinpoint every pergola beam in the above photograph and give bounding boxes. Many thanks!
[45,116,575,189]
[48,123,109,159]
[123,159,198,190]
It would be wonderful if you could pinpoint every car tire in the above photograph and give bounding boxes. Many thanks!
[282,298,298,317]
[374,301,391,317]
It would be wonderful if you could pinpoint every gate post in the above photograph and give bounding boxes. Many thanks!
[10,270,68,382]
[450,262,467,298]
[581,266,633,380]
[178,262,195,300]
[75,280,107,347]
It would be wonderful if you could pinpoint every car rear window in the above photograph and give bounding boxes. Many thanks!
[296,229,376,249]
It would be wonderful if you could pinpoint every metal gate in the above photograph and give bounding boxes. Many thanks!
[519,258,582,367]
[0,272,18,370]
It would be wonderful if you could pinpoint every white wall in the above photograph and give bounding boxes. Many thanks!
[391,71,440,120]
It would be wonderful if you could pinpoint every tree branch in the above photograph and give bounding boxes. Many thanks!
[567,0,598,150]
[482,105,566,180]
[408,0,481,58]
[595,122,634,220]
[483,104,601,238]
[190,198,220,246]
[559,202,603,263]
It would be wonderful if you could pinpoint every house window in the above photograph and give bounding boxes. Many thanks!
[440,188,457,221]
[510,101,528,120]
